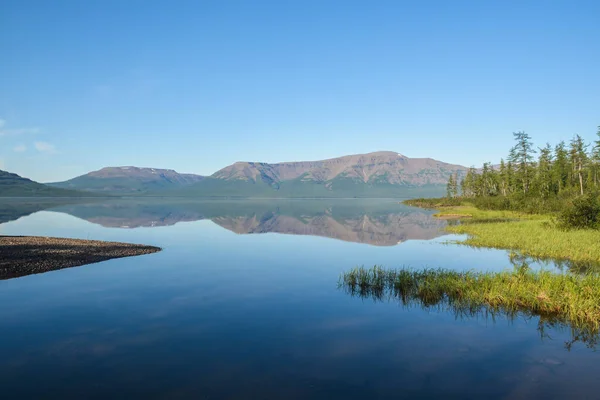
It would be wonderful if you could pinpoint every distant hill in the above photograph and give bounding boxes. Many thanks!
[47,152,467,198]
[0,170,88,197]
[48,167,205,194]
[175,151,467,198]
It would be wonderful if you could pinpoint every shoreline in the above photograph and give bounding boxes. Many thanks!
[403,198,600,268]
[0,236,161,280]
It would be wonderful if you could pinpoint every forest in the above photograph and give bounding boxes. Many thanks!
[444,127,600,229]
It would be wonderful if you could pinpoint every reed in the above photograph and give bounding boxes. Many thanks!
[340,265,600,348]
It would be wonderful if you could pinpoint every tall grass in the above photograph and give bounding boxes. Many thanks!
[404,198,600,265]
[340,266,600,349]
[447,219,600,264]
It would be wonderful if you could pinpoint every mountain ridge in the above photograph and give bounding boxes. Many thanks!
[0,170,90,197]
[210,151,462,185]
[49,166,205,193]
[46,151,468,197]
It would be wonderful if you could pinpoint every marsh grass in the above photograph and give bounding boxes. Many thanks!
[404,199,600,265]
[339,265,600,349]
[446,219,600,264]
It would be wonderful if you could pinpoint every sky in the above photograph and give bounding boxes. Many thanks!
[1,0,599,182]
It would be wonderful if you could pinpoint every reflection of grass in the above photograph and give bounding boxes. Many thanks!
[339,266,600,349]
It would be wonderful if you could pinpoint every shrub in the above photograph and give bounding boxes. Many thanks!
[557,195,600,230]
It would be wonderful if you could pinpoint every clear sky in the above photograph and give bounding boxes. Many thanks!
[1,0,599,182]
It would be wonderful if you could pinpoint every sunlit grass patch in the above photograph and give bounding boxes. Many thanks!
[404,198,600,264]
[447,219,600,264]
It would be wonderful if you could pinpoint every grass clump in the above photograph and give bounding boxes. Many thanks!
[340,266,600,348]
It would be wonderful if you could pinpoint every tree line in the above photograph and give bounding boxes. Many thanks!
[449,127,600,200]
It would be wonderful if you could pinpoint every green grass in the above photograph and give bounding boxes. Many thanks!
[340,265,600,349]
[404,198,600,265]
[447,219,600,264]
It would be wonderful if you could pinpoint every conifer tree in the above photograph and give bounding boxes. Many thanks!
[570,135,588,196]
[591,126,600,187]
[552,141,569,194]
[509,131,536,194]
[451,171,459,197]
[446,174,455,198]
[535,144,553,198]
[499,159,508,196]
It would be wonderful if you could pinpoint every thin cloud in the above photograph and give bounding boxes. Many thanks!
[0,118,40,137]
[34,141,57,154]
[13,144,27,153]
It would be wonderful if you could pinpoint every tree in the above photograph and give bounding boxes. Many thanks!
[451,171,459,197]
[461,167,478,198]
[591,126,600,187]
[506,160,515,195]
[534,143,553,198]
[446,174,456,198]
[552,141,569,194]
[499,159,508,196]
[570,134,588,196]
[509,131,536,194]
[479,162,498,196]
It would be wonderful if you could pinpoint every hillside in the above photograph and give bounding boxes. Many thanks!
[176,151,467,198]
[47,152,468,198]
[0,170,88,197]
[212,151,464,185]
[48,167,205,194]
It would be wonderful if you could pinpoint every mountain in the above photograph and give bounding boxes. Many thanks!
[176,151,467,198]
[0,170,87,197]
[48,167,205,194]
[48,151,468,198]
[213,151,462,185]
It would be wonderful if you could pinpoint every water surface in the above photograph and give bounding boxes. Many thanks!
[0,199,598,399]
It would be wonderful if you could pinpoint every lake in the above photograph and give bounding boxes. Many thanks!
[0,198,598,399]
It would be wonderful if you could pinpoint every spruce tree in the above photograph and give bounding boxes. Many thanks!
[552,141,569,194]
[451,171,459,197]
[535,144,553,198]
[509,131,536,194]
[446,175,455,198]
[499,159,508,196]
[592,126,600,187]
[570,135,588,196]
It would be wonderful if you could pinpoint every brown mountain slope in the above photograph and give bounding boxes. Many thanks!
[86,167,204,184]
[212,151,466,186]
[49,167,205,193]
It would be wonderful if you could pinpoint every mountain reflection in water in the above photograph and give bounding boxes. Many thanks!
[40,199,448,246]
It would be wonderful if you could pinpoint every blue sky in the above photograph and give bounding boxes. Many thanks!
[1,0,599,182]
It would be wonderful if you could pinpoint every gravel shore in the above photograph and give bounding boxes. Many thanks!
[0,236,161,280]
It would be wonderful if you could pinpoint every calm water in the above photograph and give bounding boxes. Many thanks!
[0,199,598,399]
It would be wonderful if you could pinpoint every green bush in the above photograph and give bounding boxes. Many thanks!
[468,195,564,214]
[557,195,600,230]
